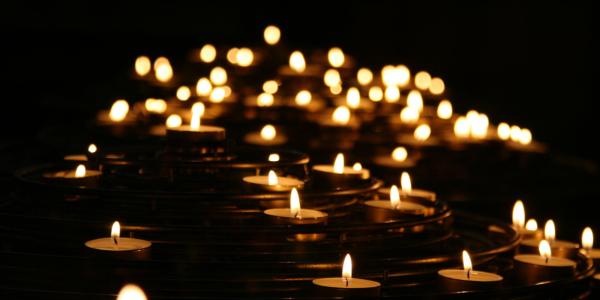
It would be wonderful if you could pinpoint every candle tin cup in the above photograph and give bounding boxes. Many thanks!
[311,166,369,189]
[363,197,434,223]
[513,254,576,285]
[377,187,437,202]
[438,269,503,292]
[520,239,580,259]
[243,175,304,192]
[312,277,381,298]
[264,208,328,241]
[42,169,102,187]
[166,125,226,143]
[85,237,152,260]
[243,132,288,147]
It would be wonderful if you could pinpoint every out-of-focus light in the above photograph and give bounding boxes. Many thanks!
[264,25,281,45]
[199,44,217,63]
[236,47,254,67]
[437,100,452,119]
[210,67,228,85]
[328,47,345,68]
[263,80,279,94]
[196,77,212,96]
[134,56,151,76]
[369,86,383,102]
[429,77,445,95]
[357,68,373,85]
[289,51,306,73]
[176,86,191,101]
[414,71,431,90]
[384,86,400,102]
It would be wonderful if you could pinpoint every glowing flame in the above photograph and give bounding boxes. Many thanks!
[346,87,361,109]
[196,77,213,97]
[333,153,345,174]
[400,106,420,124]
[381,65,396,86]
[88,144,97,154]
[369,87,383,102]
[263,80,279,94]
[471,113,489,139]
[512,200,525,229]
[384,86,400,102]
[545,220,556,243]
[437,100,453,119]
[519,128,532,145]
[510,125,521,142]
[400,172,412,194]
[454,117,470,138]
[75,164,86,178]
[396,65,411,87]
[268,153,280,162]
[209,87,226,103]
[263,25,281,45]
[352,162,362,171]
[210,67,227,85]
[497,122,511,140]
[153,57,173,82]
[582,227,594,251]
[199,44,217,63]
[117,284,147,300]
[166,114,182,128]
[226,48,238,64]
[406,90,423,112]
[290,187,301,218]
[190,102,205,130]
[134,56,151,76]
[342,254,352,281]
[390,185,400,209]
[328,47,345,68]
[268,170,278,186]
[414,124,431,141]
[324,69,341,87]
[392,147,408,162]
[260,124,276,140]
[295,90,312,106]
[414,71,431,90]
[462,250,473,275]
[289,51,306,73]
[236,47,254,67]
[332,106,351,125]
[330,85,342,95]
[526,219,538,231]
[257,93,275,107]
[111,221,120,245]
[222,86,232,98]
[429,77,445,95]
[357,68,373,85]
[539,240,552,261]
[144,98,167,114]
[109,100,129,122]
[176,86,191,101]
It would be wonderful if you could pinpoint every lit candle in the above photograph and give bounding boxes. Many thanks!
[264,188,327,224]
[117,284,147,300]
[263,25,281,45]
[312,254,381,297]
[364,185,431,222]
[438,250,503,291]
[153,57,173,83]
[166,103,225,143]
[511,200,543,240]
[378,172,436,201]
[514,240,576,285]
[372,146,416,169]
[243,170,303,192]
[312,153,369,188]
[43,164,101,186]
[521,219,579,258]
[63,143,99,166]
[243,124,287,146]
[580,227,600,259]
[199,44,217,63]
[327,47,345,68]
[85,221,151,257]
[134,55,151,77]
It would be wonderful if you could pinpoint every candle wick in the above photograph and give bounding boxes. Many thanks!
[545,256,549,264]
[345,277,349,287]
[113,236,118,246]
[467,269,471,280]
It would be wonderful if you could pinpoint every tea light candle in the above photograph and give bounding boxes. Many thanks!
[264,188,327,225]
[312,153,368,189]
[511,200,543,240]
[85,221,151,253]
[438,250,503,291]
[117,284,147,300]
[43,164,101,186]
[166,103,225,142]
[243,170,304,192]
[313,254,381,297]
[243,124,287,146]
[372,146,417,169]
[581,227,600,259]
[521,220,579,258]
[64,143,99,167]
[514,240,576,284]
[365,185,430,223]
[378,172,436,201]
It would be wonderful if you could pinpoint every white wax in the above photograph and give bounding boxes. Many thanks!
[514,254,576,267]
[85,237,151,252]
[243,175,303,190]
[313,165,365,176]
[438,269,503,282]
[312,277,380,289]
[264,208,327,220]
[364,200,427,213]
[243,132,287,146]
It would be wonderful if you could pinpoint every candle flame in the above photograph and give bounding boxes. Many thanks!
[539,240,552,261]
[330,84,342,95]
[260,125,276,141]
[226,48,238,64]
[437,100,453,119]
[406,90,423,112]
[390,185,400,209]
[190,102,205,130]
[166,114,182,128]
[510,125,521,142]
[342,253,352,281]
[454,116,470,138]
[263,25,281,45]
[429,77,445,95]
[512,200,525,229]
[368,86,383,102]
[323,69,341,87]
[400,172,412,194]
[470,113,489,139]
[332,106,351,125]
[111,221,120,245]
[497,122,511,140]
[289,51,306,73]
[199,44,217,63]
[462,250,473,275]
[196,77,213,96]
[290,187,301,218]
[414,124,431,141]
[268,170,279,186]
[153,57,173,82]
[176,86,191,101]
[235,47,254,67]
[210,67,227,85]
[384,86,400,102]
[209,87,226,103]
[262,80,279,94]
[88,144,97,154]
[109,100,129,122]
[295,90,312,106]
[396,65,411,87]
[333,153,345,174]
[400,106,419,124]
[545,220,555,243]
[346,87,361,109]
[414,71,431,90]
[144,98,167,114]
[526,219,538,231]
[134,56,151,76]
[75,164,86,178]
[519,128,532,145]
[257,93,275,107]
[117,284,147,300]
[392,147,408,162]
[268,153,280,162]
[328,47,345,68]
[357,68,373,85]
[582,227,594,251]
[352,162,362,171]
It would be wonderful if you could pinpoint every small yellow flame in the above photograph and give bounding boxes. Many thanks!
[109,100,129,122]
[510,125,521,142]
[268,153,280,162]
[176,86,191,101]
[396,65,411,87]
[368,86,383,102]
[290,187,301,217]
[153,57,173,82]
[414,124,431,141]
[209,87,226,103]
[166,114,182,128]
[357,68,373,85]
[332,106,351,125]
[117,284,147,300]
[330,84,342,95]
[134,56,151,76]
[236,47,254,67]
[392,147,408,162]
[289,51,306,73]
[384,86,400,102]
[545,220,556,243]
[526,219,538,231]
[519,128,532,145]
[390,185,400,209]
[342,253,352,280]
[263,25,281,45]
[268,170,278,186]
[346,87,361,109]
[429,77,445,95]
[226,48,238,64]
[381,65,397,86]
[190,102,205,130]
[295,90,312,106]
[111,221,120,245]
[263,80,279,94]
[257,93,275,107]
[512,200,525,229]
[454,117,470,138]
[199,44,217,63]
[210,67,227,85]
[414,71,431,90]
[352,162,362,171]
[196,77,213,97]
[497,122,511,140]
[400,172,412,193]
[333,153,345,174]
[144,98,167,114]
[88,144,97,154]
[400,106,419,124]
[324,69,341,87]
[406,90,423,112]
[75,164,86,178]
[582,227,594,251]
[462,250,473,274]
[470,113,489,139]
[539,240,552,260]
[260,124,276,140]
[328,47,345,68]
[437,100,453,119]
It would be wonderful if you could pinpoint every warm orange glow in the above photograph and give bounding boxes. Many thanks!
[582,227,594,252]
[381,65,397,86]
[166,114,182,128]
[497,122,511,140]
[414,71,431,90]
[342,253,352,280]
[352,162,362,171]
[236,47,254,67]
[263,25,281,45]
[117,284,147,300]
[176,86,191,101]
[454,117,470,138]
[519,128,532,145]
[257,92,275,107]
[199,44,217,63]
[526,219,538,231]
[260,124,276,140]
[346,87,361,109]
[295,90,312,106]
[384,86,400,102]
[210,67,227,85]
[222,86,232,98]
[324,69,341,87]
[328,47,345,68]
[153,57,173,82]
[268,170,279,186]
[539,240,552,260]
[429,77,445,95]
[369,86,383,102]
[357,68,373,85]
[406,90,423,112]
[414,124,431,141]
[290,187,301,217]
[470,113,489,139]
[109,100,129,122]
[512,200,525,229]
[333,153,345,174]
[289,51,306,73]
[392,147,408,162]
[263,80,279,94]
[332,106,351,125]
[190,102,205,130]
[226,48,238,64]
[401,172,412,193]
[545,220,556,243]
[268,153,280,162]
[111,221,120,245]
[396,65,411,87]
[510,125,522,142]
[88,144,97,154]
[390,185,400,209]
[196,77,212,96]
[75,164,86,178]
[209,87,226,103]
[134,56,151,76]
[437,100,453,119]
[462,250,473,274]
[400,106,420,124]
[144,98,167,114]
